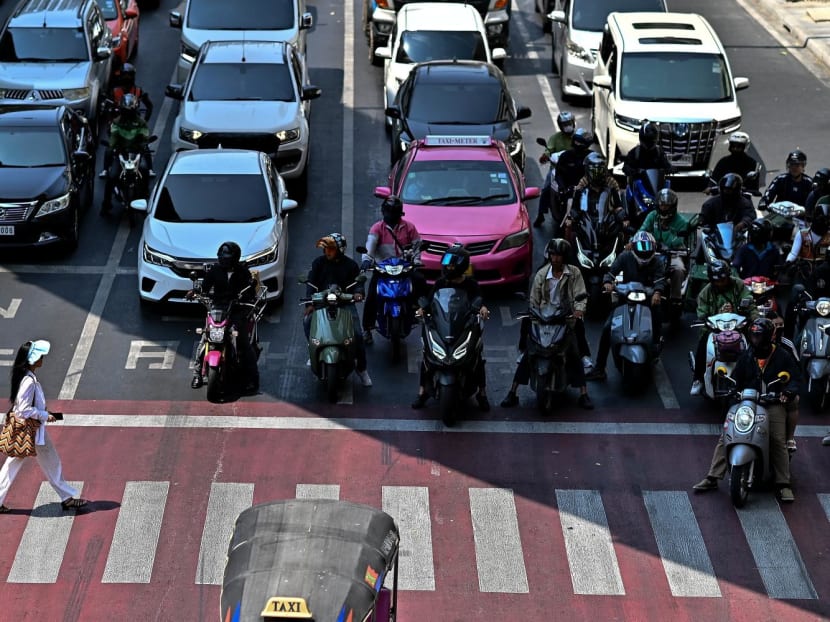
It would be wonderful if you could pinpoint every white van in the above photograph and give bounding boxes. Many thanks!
[591,12,750,177]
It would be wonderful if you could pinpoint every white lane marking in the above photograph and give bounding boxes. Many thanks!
[0,265,137,275]
[735,495,817,599]
[512,0,542,61]
[195,482,254,585]
[653,359,680,409]
[0,298,21,318]
[820,493,830,523]
[341,0,355,247]
[642,491,721,597]
[382,486,436,591]
[556,488,625,595]
[8,481,83,583]
[150,69,177,140]
[0,348,15,366]
[469,488,529,593]
[102,481,169,583]
[296,484,340,499]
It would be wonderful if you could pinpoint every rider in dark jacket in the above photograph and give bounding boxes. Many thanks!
[547,128,594,233]
[700,173,755,231]
[622,121,672,181]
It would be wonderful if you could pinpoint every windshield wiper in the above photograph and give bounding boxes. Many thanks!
[420,196,477,205]
[30,162,65,167]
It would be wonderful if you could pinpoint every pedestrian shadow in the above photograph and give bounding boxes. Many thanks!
[25,500,121,518]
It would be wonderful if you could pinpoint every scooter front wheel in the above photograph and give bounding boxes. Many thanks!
[388,316,402,363]
[807,376,828,411]
[206,366,222,403]
[729,463,750,508]
[438,385,458,427]
[325,363,339,403]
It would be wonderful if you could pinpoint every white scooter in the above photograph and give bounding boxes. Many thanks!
[690,311,750,412]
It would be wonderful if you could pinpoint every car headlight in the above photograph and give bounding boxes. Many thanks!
[181,43,198,63]
[179,127,203,142]
[35,193,71,217]
[452,332,472,360]
[244,244,278,267]
[734,405,755,433]
[817,300,830,317]
[142,243,175,267]
[427,330,446,359]
[276,128,300,143]
[497,228,529,252]
[63,87,90,101]
[718,116,742,133]
[566,40,593,63]
[614,112,641,132]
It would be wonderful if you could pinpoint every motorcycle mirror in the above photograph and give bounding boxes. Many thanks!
[776,371,791,383]
[739,298,751,310]
[148,135,158,144]
[687,213,700,228]
[100,139,110,147]
[189,271,198,280]
[471,296,484,312]
[355,273,368,284]
[297,277,309,285]
[355,245,368,254]
[535,137,547,148]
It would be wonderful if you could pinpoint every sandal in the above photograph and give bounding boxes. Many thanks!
[61,498,88,511]
[0,505,10,514]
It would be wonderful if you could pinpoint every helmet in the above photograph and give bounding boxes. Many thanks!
[748,318,775,358]
[583,152,607,186]
[571,128,593,150]
[217,241,242,269]
[813,167,830,190]
[786,150,807,166]
[639,121,659,150]
[748,218,772,247]
[707,259,732,283]
[656,188,678,220]
[727,131,750,153]
[120,92,139,112]
[812,214,829,237]
[120,62,136,83]
[718,173,743,203]
[556,111,575,135]
[316,232,347,256]
[544,238,571,258]
[631,231,655,264]
[381,195,404,224]
[441,243,471,278]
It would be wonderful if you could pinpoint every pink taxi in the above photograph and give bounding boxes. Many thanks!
[374,135,540,287]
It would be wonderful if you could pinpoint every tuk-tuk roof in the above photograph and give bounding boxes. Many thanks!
[221,499,400,622]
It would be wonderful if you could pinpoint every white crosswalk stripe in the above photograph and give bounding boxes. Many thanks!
[469,488,529,593]
[820,493,830,523]
[296,484,340,500]
[195,482,254,586]
[382,486,436,591]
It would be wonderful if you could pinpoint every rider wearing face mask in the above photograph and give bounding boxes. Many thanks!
[535,112,576,228]
[804,167,830,221]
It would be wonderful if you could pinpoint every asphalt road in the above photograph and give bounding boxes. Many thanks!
[0,0,829,619]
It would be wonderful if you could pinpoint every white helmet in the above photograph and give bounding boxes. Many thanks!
[728,131,750,151]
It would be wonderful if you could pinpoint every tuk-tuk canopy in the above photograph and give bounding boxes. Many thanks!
[221,499,400,622]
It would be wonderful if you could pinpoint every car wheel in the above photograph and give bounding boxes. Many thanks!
[369,29,382,67]
[550,35,558,75]
[63,206,80,253]
[542,3,552,33]
[559,57,569,103]
[291,166,309,203]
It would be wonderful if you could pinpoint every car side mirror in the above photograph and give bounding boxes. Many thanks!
[125,7,138,18]
[524,187,541,200]
[593,75,612,90]
[301,85,322,101]
[165,84,184,100]
[281,198,299,214]
[733,77,750,91]
[374,186,393,199]
[169,11,183,28]
[548,10,566,23]
[384,106,401,120]
[301,12,313,29]
[130,199,148,212]
[516,105,531,121]
[491,48,507,61]
[375,46,392,60]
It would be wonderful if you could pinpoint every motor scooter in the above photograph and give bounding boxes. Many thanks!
[100,135,157,227]
[796,293,830,411]
[743,276,779,320]
[535,137,567,233]
[686,219,744,307]
[625,168,667,228]
[516,306,572,414]
[609,281,657,391]
[689,311,749,412]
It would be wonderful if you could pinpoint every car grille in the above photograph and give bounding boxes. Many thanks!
[1,89,65,101]
[0,201,38,222]
[195,133,280,153]
[2,89,29,100]
[38,89,64,100]
[655,121,718,169]
[423,240,496,256]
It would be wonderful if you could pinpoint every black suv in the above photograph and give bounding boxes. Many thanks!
[386,60,530,169]
[0,106,96,251]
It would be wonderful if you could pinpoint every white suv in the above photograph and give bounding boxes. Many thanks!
[591,12,750,177]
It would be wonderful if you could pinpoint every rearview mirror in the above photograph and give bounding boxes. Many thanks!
[169,11,183,28]
[536,137,547,148]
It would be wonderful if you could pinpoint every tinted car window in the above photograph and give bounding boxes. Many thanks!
[397,31,488,63]
[620,52,732,102]
[187,0,295,30]
[406,82,502,123]
[99,0,119,20]
[400,159,516,205]
[0,129,66,167]
[190,63,295,101]
[154,174,271,223]
[572,0,665,31]
[0,27,88,61]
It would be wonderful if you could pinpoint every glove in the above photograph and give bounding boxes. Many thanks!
[360,259,372,271]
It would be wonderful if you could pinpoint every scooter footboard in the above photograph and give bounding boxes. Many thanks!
[619,344,648,364]
[728,443,758,467]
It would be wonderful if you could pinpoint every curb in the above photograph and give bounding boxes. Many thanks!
[752,0,830,74]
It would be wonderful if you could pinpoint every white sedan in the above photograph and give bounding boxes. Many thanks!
[134,149,298,304]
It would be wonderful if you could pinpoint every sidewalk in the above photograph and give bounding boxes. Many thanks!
[752,0,830,73]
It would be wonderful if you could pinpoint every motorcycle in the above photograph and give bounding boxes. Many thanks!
[686,219,745,307]
[764,200,806,246]
[743,276,779,320]
[657,244,690,325]
[796,293,830,411]
[625,168,667,228]
[535,137,568,232]
[190,273,266,403]
[722,372,792,507]
[609,281,657,391]
[418,288,486,427]
[689,311,749,412]
[301,276,367,403]
[101,135,157,227]
[516,305,574,414]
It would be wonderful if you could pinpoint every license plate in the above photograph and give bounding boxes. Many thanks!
[671,153,693,168]
[0,225,14,236]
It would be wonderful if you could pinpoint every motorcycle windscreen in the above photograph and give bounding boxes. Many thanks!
[716,222,734,256]
[644,169,663,196]
[431,288,472,338]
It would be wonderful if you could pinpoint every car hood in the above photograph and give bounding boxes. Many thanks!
[145,220,278,258]
[614,99,740,121]
[569,28,601,53]
[0,166,68,200]
[0,63,91,89]
[403,119,515,144]
[182,101,298,133]
[404,204,524,237]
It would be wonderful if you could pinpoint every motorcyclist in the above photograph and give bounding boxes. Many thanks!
[411,244,491,411]
[304,233,372,387]
[785,212,830,267]
[733,218,781,279]
[360,195,423,344]
[500,238,594,410]
[689,259,759,396]
[621,120,673,184]
[100,93,153,215]
[585,231,666,381]
[187,242,259,393]
[699,173,755,233]
[709,131,758,188]
[639,188,689,305]
[804,167,830,220]
[112,63,154,122]
[546,128,594,233]
[569,152,625,225]
[783,235,830,340]
[534,111,576,228]
[693,318,800,503]
[760,149,813,210]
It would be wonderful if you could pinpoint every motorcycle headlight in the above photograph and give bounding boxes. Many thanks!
[179,126,203,142]
[383,264,404,275]
[817,300,830,317]
[63,87,90,101]
[244,244,278,267]
[208,326,225,342]
[452,332,472,360]
[142,243,175,267]
[35,193,71,217]
[276,128,300,143]
[614,112,641,132]
[734,405,755,433]
[427,330,446,359]
[181,43,198,63]
[497,228,530,252]
[628,292,646,302]
[566,40,593,63]
[716,319,737,331]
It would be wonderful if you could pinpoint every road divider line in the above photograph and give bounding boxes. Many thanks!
[341,0,355,247]
[653,359,680,409]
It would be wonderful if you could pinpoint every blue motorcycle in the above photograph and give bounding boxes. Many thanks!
[625,168,668,228]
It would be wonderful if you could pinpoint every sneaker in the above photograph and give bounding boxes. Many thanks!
[357,369,372,387]
[786,439,797,452]
[363,330,373,345]
[411,393,428,409]
[98,169,107,179]
[581,356,594,370]
[191,375,203,389]
[500,392,519,408]
[585,368,606,381]
[689,380,703,396]
[577,394,594,410]
[693,477,718,492]
[476,393,491,412]
[778,486,795,503]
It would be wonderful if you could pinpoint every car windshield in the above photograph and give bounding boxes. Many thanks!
[98,0,120,21]
[620,52,733,102]
[0,27,88,62]
[396,31,488,63]
[406,82,504,123]
[572,0,665,31]
[154,173,272,222]
[189,63,295,101]
[187,0,295,30]
[0,129,66,167]
[400,159,516,205]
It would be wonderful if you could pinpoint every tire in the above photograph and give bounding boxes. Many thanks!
[807,376,827,411]
[206,366,222,402]
[535,384,550,414]
[63,206,80,253]
[325,362,339,403]
[559,57,568,102]
[729,463,750,508]
[438,385,457,427]
[369,29,382,67]
[621,359,648,393]
[292,165,309,204]
[388,316,402,363]
[542,11,552,34]
[550,35,558,74]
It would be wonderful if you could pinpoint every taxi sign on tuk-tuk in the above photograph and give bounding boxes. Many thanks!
[261,596,312,619]
[423,135,492,147]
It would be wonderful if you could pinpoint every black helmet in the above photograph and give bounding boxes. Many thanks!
[120,62,136,83]
[556,111,575,135]
[316,232,347,255]
[707,259,731,283]
[748,318,775,358]
[441,243,471,278]
[631,231,655,264]
[571,128,593,150]
[813,214,829,237]
[217,241,242,269]
[718,173,743,203]
[727,131,750,153]
[748,218,772,247]
[813,167,830,190]
[544,238,571,258]
[786,150,807,166]
[583,152,607,186]
[381,195,404,224]
[639,121,659,150]
[657,188,678,219]
[120,92,139,115]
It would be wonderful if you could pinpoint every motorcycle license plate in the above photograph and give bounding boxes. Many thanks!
[0,225,13,236]
[670,153,693,168]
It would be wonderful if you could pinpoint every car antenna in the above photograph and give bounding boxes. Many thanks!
[241,32,246,63]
